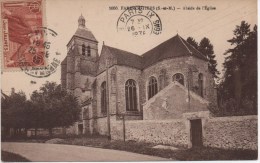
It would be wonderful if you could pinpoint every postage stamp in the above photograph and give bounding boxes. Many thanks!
[117,6,162,36]
[1,0,46,71]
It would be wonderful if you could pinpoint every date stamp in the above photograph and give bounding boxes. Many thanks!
[19,27,61,78]
[1,0,46,71]
[117,6,162,36]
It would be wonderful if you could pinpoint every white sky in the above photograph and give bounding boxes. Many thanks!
[1,0,257,98]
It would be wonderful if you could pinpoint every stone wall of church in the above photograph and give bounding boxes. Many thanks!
[95,66,117,117]
[140,56,217,106]
[191,57,217,104]
[140,56,192,106]
[76,74,95,102]
[95,65,142,117]
[116,65,142,114]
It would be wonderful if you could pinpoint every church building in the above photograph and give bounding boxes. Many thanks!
[61,15,217,135]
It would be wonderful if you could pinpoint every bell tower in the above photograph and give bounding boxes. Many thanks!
[65,15,98,98]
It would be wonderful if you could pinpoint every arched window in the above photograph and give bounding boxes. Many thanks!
[87,46,91,56]
[125,79,138,111]
[82,44,85,56]
[172,73,184,85]
[148,76,158,99]
[198,73,203,97]
[101,82,107,113]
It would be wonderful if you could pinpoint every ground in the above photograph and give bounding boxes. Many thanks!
[2,135,258,161]
[1,142,167,161]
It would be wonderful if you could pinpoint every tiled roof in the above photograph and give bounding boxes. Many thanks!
[74,28,97,42]
[141,34,207,68]
[104,45,143,69]
[63,34,207,76]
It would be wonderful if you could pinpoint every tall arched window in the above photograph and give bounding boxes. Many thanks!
[82,44,85,56]
[172,73,184,85]
[87,46,91,56]
[125,79,138,111]
[101,82,107,113]
[148,76,158,99]
[198,73,203,97]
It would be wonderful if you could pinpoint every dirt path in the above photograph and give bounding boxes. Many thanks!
[2,142,168,161]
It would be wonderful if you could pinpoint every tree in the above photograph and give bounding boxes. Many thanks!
[30,90,45,136]
[198,37,219,78]
[187,37,219,78]
[31,81,80,136]
[219,21,257,115]
[187,37,199,49]
[1,91,29,136]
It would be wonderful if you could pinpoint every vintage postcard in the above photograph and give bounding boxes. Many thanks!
[1,0,258,162]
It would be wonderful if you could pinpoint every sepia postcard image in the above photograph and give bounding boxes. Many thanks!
[0,0,258,161]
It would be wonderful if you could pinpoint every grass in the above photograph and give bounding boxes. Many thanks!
[3,135,258,161]
[1,150,30,162]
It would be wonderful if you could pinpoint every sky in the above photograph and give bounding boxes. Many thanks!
[1,0,257,98]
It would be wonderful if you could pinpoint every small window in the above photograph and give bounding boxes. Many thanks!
[101,82,107,113]
[172,73,184,85]
[82,44,85,56]
[148,76,158,99]
[87,46,91,56]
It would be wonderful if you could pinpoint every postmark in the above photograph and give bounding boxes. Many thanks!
[117,6,162,36]
[1,0,46,71]
[19,27,61,78]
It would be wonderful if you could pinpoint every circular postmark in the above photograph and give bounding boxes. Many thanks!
[18,27,61,78]
[117,6,162,36]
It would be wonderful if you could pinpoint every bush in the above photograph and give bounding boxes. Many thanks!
[210,97,257,117]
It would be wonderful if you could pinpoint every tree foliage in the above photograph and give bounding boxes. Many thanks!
[187,37,199,49]
[198,38,220,78]
[218,21,257,115]
[31,82,81,134]
[1,82,81,137]
[186,37,219,78]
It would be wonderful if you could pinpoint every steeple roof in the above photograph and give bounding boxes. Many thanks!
[67,15,97,46]
[74,28,97,42]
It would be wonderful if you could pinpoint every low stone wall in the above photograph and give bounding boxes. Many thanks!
[204,115,257,150]
[111,115,257,150]
[27,128,64,137]
[111,119,189,147]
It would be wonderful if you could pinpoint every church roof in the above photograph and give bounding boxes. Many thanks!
[74,28,97,42]
[141,34,207,68]
[99,34,207,70]
[104,45,143,69]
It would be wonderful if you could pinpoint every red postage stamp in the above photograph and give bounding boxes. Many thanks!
[1,0,46,71]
